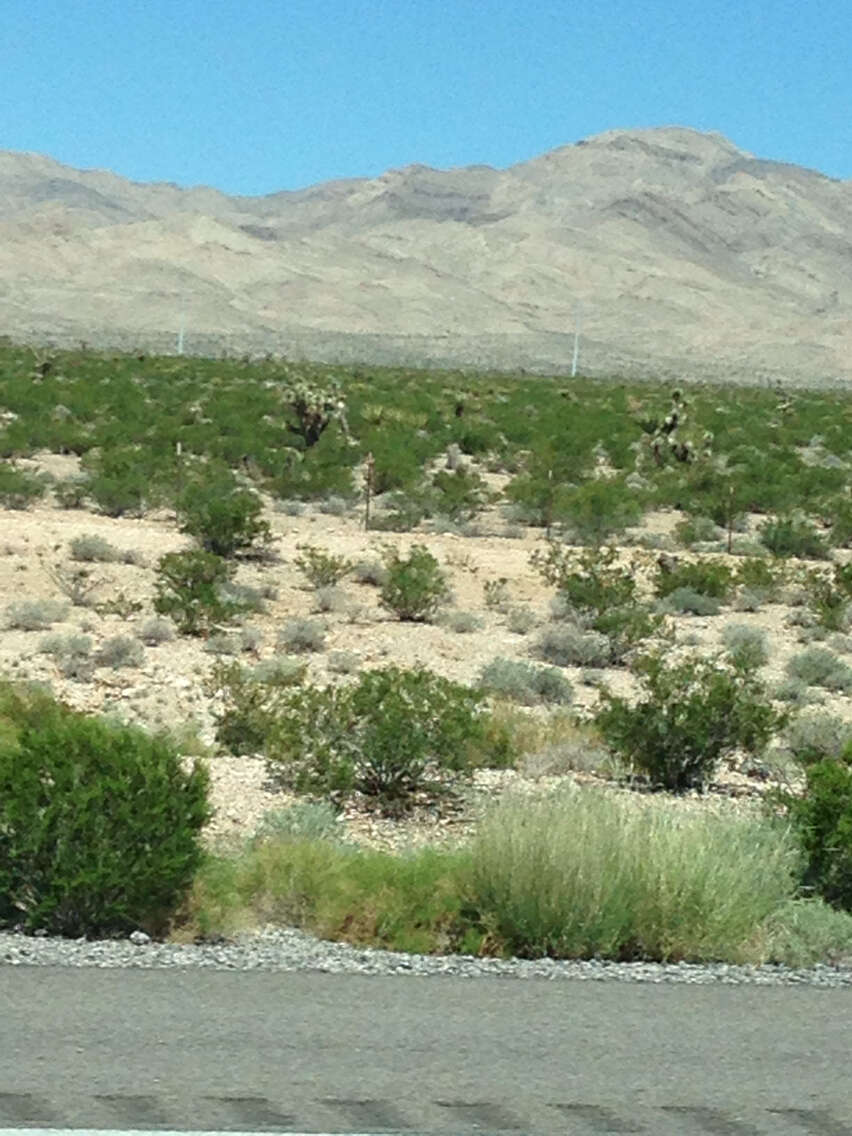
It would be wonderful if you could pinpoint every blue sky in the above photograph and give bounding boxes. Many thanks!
[2,0,850,195]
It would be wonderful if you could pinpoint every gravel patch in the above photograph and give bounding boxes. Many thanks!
[2,925,852,986]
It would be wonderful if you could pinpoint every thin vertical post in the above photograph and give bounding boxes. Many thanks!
[571,301,582,377]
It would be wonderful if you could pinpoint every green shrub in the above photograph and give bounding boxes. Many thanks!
[785,647,852,692]
[654,558,734,600]
[769,748,852,913]
[759,515,830,560]
[721,624,770,671]
[431,467,488,521]
[506,606,536,635]
[177,476,272,558]
[477,658,573,706]
[675,515,721,546]
[596,651,784,792]
[532,543,637,614]
[0,463,46,509]
[264,666,489,812]
[807,563,852,631]
[294,544,352,588]
[153,550,239,636]
[277,618,326,654]
[206,659,306,756]
[380,544,450,622]
[352,559,388,587]
[39,633,92,660]
[82,446,158,517]
[0,683,210,937]
[54,478,88,509]
[734,556,787,597]
[558,478,643,545]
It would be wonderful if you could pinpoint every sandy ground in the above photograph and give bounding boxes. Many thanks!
[2,451,850,853]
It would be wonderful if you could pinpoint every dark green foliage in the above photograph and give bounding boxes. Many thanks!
[770,747,852,913]
[177,474,271,558]
[263,666,491,812]
[759,516,830,560]
[81,445,168,517]
[558,478,643,545]
[596,652,784,792]
[0,682,210,937]
[654,558,734,600]
[807,563,852,631]
[206,659,307,756]
[153,550,240,635]
[431,467,488,521]
[733,556,787,596]
[294,544,352,587]
[0,462,46,508]
[380,544,450,621]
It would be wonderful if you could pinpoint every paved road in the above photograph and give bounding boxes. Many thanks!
[1,967,850,1134]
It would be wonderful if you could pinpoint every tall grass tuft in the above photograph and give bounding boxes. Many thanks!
[466,786,800,963]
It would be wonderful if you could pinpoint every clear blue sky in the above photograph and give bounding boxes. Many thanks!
[3,0,850,195]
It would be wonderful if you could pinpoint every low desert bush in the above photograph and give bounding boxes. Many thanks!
[0,463,46,509]
[654,558,734,600]
[313,586,349,614]
[206,659,307,756]
[505,606,536,635]
[0,681,210,937]
[352,558,388,587]
[380,544,450,622]
[327,650,361,675]
[534,622,611,668]
[477,658,574,706]
[7,599,69,631]
[94,635,145,670]
[656,587,721,616]
[759,515,830,560]
[785,647,852,693]
[675,515,721,546]
[249,801,349,849]
[721,624,770,672]
[595,651,784,792]
[135,617,176,646]
[441,610,483,634]
[39,633,92,660]
[782,713,852,765]
[294,544,352,588]
[69,534,122,563]
[277,618,326,654]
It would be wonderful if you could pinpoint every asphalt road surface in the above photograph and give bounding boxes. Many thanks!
[1,967,850,1134]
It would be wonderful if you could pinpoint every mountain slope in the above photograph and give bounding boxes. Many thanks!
[1,127,850,382]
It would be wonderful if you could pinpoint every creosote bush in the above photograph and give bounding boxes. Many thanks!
[759,515,830,560]
[294,544,352,588]
[177,476,272,559]
[262,666,494,813]
[0,681,210,937]
[380,544,450,622]
[595,651,784,792]
[153,550,240,636]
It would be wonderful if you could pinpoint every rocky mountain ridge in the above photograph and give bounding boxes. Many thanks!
[1,126,850,383]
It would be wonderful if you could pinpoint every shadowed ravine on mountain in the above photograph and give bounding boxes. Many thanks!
[1,127,851,383]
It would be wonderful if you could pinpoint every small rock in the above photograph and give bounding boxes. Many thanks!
[129,930,151,945]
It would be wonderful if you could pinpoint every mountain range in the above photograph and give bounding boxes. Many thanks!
[1,126,850,383]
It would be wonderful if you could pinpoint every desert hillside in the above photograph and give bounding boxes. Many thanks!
[2,127,851,382]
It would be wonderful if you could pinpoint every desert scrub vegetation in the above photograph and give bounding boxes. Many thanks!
[785,647,852,693]
[0,680,210,937]
[6,599,69,631]
[477,658,573,706]
[595,650,784,792]
[294,544,352,588]
[175,783,852,967]
[177,472,272,558]
[380,544,450,622]
[0,462,47,508]
[153,550,244,636]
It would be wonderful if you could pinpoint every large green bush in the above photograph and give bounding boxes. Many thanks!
[380,544,450,622]
[769,746,852,913]
[177,475,271,558]
[0,683,210,937]
[263,666,490,812]
[595,652,784,792]
[154,549,240,635]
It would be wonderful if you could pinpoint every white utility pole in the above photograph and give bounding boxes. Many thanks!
[571,301,582,377]
[177,315,186,355]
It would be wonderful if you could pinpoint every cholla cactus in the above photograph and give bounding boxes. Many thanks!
[281,375,351,448]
